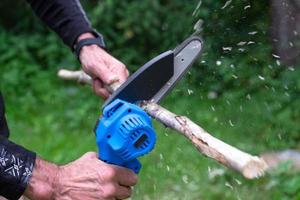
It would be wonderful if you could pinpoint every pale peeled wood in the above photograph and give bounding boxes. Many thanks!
[58,69,120,93]
[58,69,93,85]
[142,102,268,178]
[57,69,268,179]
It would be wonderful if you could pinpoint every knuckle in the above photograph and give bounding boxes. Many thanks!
[128,175,138,186]
[86,62,97,68]
[131,174,138,184]
[83,152,95,158]
[103,184,117,198]
[126,187,132,197]
[125,169,137,180]
[81,64,88,71]
[118,186,132,199]
[114,62,125,70]
[95,89,103,96]
[104,166,117,180]
[122,67,128,74]
[119,63,126,69]
[83,63,94,71]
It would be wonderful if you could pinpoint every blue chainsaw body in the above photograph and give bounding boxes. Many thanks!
[95,99,156,174]
[94,36,203,174]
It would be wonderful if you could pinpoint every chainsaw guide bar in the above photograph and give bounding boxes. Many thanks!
[103,36,203,108]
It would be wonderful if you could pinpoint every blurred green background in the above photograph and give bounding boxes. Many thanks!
[1,0,300,199]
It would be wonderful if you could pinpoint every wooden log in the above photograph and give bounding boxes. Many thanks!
[142,102,267,179]
[57,69,268,179]
[58,69,93,85]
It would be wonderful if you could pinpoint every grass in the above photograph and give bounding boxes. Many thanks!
[2,73,300,199]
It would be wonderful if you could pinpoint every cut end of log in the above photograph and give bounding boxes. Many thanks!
[57,69,69,78]
[241,156,269,179]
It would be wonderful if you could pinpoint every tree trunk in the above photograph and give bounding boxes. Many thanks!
[270,0,300,66]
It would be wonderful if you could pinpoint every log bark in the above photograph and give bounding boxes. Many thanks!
[57,69,268,179]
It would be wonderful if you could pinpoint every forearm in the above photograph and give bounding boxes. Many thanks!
[24,158,59,200]
[0,136,36,200]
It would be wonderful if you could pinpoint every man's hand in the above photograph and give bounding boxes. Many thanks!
[24,152,138,200]
[77,33,129,99]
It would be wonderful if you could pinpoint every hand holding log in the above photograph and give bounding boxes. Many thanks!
[58,69,268,179]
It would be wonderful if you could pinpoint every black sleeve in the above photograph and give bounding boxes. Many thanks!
[26,0,95,49]
[0,93,36,200]
[0,93,9,138]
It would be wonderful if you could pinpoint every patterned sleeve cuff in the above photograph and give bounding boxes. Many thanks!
[0,136,36,200]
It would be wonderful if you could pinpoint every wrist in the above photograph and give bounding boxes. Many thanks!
[76,32,96,44]
[24,157,60,200]
[74,32,96,52]
[73,31,106,59]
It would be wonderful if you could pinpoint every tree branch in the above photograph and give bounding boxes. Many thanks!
[57,69,268,179]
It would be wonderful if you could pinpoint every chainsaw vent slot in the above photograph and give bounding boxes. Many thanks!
[121,124,129,131]
[126,117,143,127]
[137,117,144,125]
[129,130,140,141]
[119,126,130,138]
[120,149,131,160]
[124,120,132,129]
[134,134,148,148]
[139,139,150,150]
[119,127,127,137]
[129,118,136,126]
[133,117,140,125]
[123,117,144,131]
[122,120,133,130]
[119,116,146,138]
[106,102,123,118]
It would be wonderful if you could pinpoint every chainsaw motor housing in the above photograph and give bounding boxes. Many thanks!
[95,99,156,174]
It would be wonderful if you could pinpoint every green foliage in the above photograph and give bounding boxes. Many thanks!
[86,0,198,67]
[1,0,300,199]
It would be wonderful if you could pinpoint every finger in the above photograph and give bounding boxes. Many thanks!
[115,186,132,200]
[93,62,119,85]
[114,166,138,186]
[125,69,129,77]
[93,79,110,99]
[117,68,129,84]
[93,79,109,98]
[106,60,128,85]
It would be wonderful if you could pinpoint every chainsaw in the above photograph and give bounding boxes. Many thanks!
[95,36,203,174]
